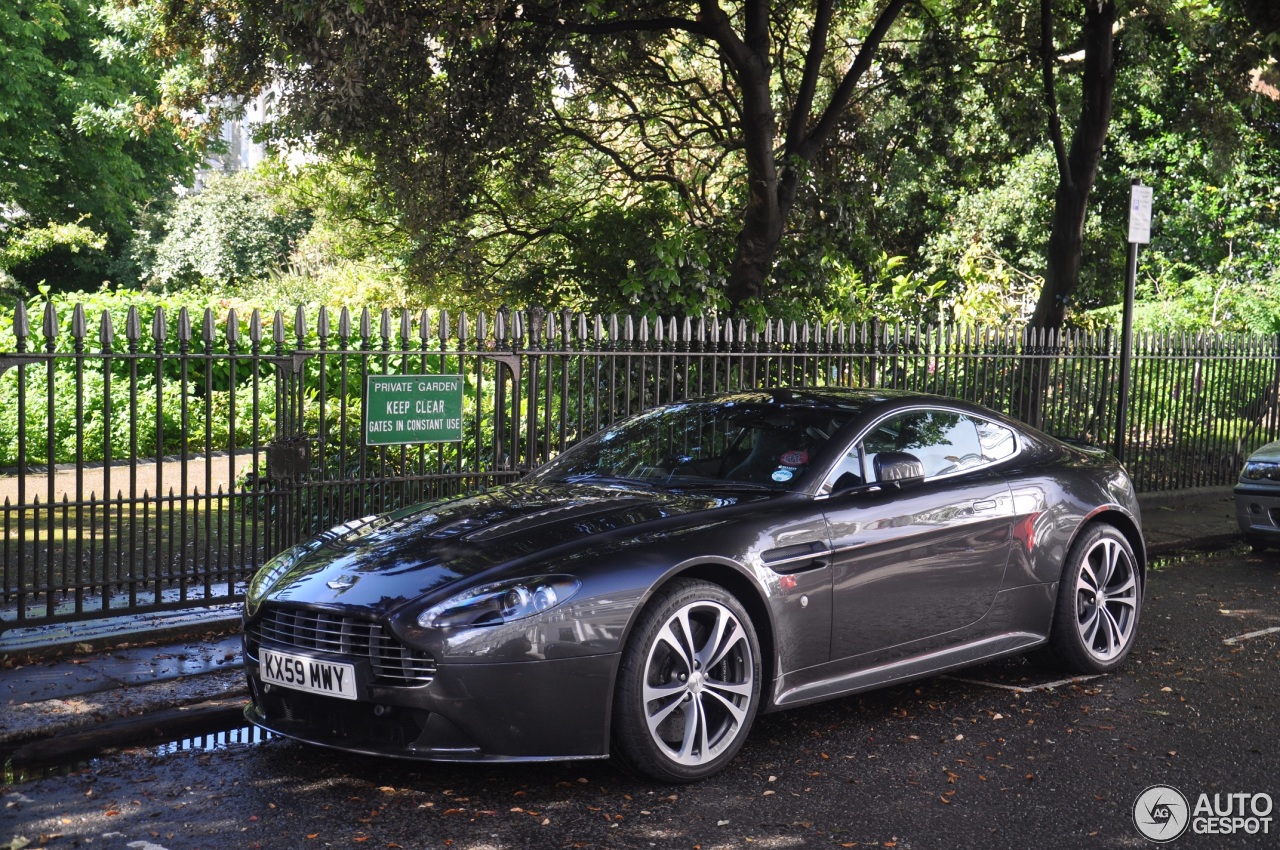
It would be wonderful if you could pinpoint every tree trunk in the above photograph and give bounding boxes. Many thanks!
[1027,0,1117,330]
[1016,0,1117,425]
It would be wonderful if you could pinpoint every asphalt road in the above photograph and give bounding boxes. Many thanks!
[5,545,1279,850]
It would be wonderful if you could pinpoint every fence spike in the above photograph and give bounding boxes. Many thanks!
[638,315,648,344]
[125,306,142,342]
[178,307,192,343]
[476,311,487,343]
[225,308,238,345]
[576,313,587,343]
[609,314,619,344]
[552,308,568,348]
[400,309,412,343]
[295,305,307,344]
[70,304,87,341]
[13,300,29,343]
[723,319,733,346]
[249,309,263,345]
[42,301,59,345]
[593,314,604,345]
[270,310,285,346]
[99,309,114,350]
[317,305,330,342]
[495,308,507,342]
[202,308,216,344]
[439,309,451,343]
[339,306,354,340]
[513,309,525,342]
[528,306,545,349]
[150,306,167,344]
[653,315,664,343]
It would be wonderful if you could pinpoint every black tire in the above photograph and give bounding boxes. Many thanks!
[1044,524,1142,674]
[611,579,761,783]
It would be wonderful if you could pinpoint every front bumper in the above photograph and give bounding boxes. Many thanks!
[1233,483,1280,543]
[245,647,619,762]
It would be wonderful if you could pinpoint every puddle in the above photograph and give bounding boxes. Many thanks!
[150,722,273,756]
[3,720,273,785]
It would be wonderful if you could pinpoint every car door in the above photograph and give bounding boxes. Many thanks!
[820,408,1016,662]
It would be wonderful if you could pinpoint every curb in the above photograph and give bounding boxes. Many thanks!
[0,668,247,750]
[6,696,249,765]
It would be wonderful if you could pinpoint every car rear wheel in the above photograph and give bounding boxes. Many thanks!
[611,579,761,782]
[1046,524,1142,674]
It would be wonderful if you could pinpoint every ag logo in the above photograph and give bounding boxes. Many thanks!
[1134,785,1190,842]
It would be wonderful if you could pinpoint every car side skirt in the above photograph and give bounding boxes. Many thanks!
[768,583,1054,709]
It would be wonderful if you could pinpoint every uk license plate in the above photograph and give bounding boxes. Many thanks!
[260,648,358,700]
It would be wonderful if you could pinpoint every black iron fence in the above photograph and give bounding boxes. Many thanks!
[2,301,1278,635]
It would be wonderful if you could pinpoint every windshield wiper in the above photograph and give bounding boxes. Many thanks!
[560,473,658,489]
[685,481,777,493]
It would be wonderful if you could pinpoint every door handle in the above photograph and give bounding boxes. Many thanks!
[972,500,998,512]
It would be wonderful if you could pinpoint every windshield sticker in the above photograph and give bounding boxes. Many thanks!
[771,468,794,482]
[779,450,809,466]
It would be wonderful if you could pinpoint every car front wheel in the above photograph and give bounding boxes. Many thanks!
[1046,524,1142,674]
[611,579,761,782]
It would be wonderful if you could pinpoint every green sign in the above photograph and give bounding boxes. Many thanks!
[365,375,464,445]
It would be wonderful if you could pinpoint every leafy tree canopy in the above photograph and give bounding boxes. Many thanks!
[0,0,204,292]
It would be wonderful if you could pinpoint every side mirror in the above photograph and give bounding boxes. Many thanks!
[874,451,925,487]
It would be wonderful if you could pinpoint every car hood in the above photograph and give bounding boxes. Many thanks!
[1247,440,1280,464]
[256,482,749,615]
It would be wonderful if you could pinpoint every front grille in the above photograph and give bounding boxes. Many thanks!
[251,606,436,686]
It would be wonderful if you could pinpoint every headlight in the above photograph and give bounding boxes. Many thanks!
[418,576,581,629]
[244,546,305,618]
[1241,461,1280,482]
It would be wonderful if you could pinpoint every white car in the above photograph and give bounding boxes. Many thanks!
[1235,439,1280,551]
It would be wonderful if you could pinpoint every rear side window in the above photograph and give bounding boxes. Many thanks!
[975,417,1017,462]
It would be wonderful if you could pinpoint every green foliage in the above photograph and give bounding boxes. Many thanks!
[0,219,107,303]
[0,0,204,292]
[136,171,311,291]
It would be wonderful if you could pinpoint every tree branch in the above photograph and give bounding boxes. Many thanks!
[1040,0,1071,186]
[798,0,911,161]
[785,0,834,155]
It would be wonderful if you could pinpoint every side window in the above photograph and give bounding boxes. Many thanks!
[975,417,1018,462]
[861,410,987,481]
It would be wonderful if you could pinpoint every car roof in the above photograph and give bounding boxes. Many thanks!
[694,387,966,415]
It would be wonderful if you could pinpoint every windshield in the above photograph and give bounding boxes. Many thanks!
[530,400,854,490]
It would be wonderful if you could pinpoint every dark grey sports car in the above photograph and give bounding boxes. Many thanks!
[243,387,1145,782]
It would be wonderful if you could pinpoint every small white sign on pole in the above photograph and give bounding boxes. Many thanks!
[1128,183,1153,244]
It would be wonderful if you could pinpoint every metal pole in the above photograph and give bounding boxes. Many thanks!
[1115,178,1149,464]
[1115,240,1138,463]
